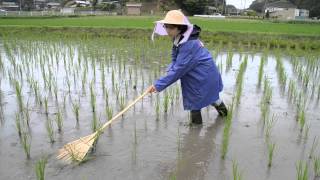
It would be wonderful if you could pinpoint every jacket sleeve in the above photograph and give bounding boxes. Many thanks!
[154,41,198,92]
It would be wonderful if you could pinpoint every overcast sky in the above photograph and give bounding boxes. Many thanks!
[226,0,256,9]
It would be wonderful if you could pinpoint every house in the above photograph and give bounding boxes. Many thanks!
[126,3,142,15]
[265,1,309,20]
[46,2,60,9]
[0,1,19,11]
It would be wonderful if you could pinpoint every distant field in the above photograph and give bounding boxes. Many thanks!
[1,16,320,36]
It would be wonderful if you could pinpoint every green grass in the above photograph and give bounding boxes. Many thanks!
[1,16,320,36]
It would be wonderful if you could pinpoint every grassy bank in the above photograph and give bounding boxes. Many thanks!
[1,16,320,36]
[1,16,320,50]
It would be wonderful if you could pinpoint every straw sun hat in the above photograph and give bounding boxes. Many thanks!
[158,10,189,25]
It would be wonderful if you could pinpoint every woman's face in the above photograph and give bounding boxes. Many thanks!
[163,24,180,38]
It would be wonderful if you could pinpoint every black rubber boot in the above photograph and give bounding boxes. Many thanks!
[190,110,202,124]
[212,102,228,117]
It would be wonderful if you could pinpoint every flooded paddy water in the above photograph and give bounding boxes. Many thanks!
[0,35,319,180]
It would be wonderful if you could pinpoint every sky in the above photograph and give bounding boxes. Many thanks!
[226,0,256,9]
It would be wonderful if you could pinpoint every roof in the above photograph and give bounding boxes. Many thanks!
[266,1,297,8]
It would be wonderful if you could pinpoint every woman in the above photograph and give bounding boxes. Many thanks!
[147,10,227,124]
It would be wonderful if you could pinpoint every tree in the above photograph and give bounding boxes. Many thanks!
[174,0,208,15]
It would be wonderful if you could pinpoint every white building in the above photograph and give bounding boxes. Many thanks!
[265,1,309,20]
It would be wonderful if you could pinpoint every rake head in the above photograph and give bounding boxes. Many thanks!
[57,132,98,163]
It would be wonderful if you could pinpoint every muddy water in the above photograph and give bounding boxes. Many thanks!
[0,38,320,180]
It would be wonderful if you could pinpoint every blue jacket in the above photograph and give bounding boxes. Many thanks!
[154,25,223,110]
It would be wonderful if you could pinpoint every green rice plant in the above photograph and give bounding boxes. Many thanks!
[114,83,120,100]
[106,106,113,121]
[232,160,243,180]
[44,97,48,116]
[24,103,30,127]
[226,51,234,72]
[163,92,170,113]
[309,137,319,159]
[91,111,98,132]
[221,102,234,159]
[21,131,31,159]
[265,115,276,140]
[101,67,106,94]
[235,59,247,105]
[267,141,276,167]
[261,76,272,123]
[275,55,287,89]
[297,108,306,132]
[257,56,265,87]
[288,79,297,100]
[111,69,115,87]
[105,89,109,106]
[14,80,24,111]
[314,156,320,177]
[302,73,310,88]
[119,94,125,110]
[72,102,80,123]
[90,82,96,113]
[35,157,47,180]
[45,118,55,143]
[55,108,63,132]
[155,97,160,120]
[296,161,308,180]
[15,112,22,137]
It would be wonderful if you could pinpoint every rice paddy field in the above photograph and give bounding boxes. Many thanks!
[0,17,320,180]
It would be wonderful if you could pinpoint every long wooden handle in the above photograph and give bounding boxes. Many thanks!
[99,89,150,132]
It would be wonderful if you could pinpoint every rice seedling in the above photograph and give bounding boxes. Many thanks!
[221,102,234,159]
[265,115,276,140]
[163,92,170,113]
[35,157,47,180]
[72,102,80,123]
[119,94,125,111]
[21,131,31,159]
[55,108,63,132]
[297,108,306,132]
[90,82,96,113]
[24,103,30,127]
[275,54,287,89]
[106,106,113,121]
[155,97,160,120]
[226,51,233,72]
[44,97,48,116]
[91,111,98,132]
[261,76,272,123]
[296,161,308,180]
[232,160,243,180]
[15,112,22,137]
[45,118,55,143]
[257,55,265,87]
[309,137,319,159]
[111,69,115,88]
[14,80,24,111]
[267,141,276,167]
[314,156,320,177]
[235,58,247,105]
